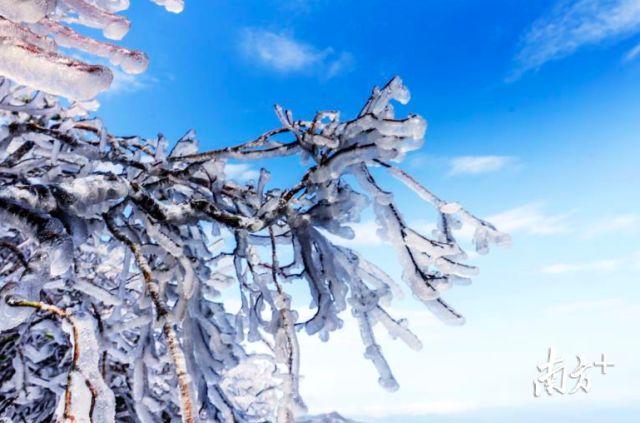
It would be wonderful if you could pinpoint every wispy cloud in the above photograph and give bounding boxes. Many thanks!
[486,203,570,235]
[277,0,325,13]
[582,213,640,238]
[322,220,385,247]
[326,202,566,249]
[325,52,355,79]
[240,29,353,77]
[109,70,145,94]
[337,400,478,418]
[544,298,640,320]
[331,207,639,257]
[625,40,640,60]
[541,259,622,274]
[103,67,156,96]
[448,156,515,176]
[545,298,625,315]
[512,0,640,79]
[541,250,640,274]
[224,163,260,182]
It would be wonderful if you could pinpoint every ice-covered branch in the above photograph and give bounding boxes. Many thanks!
[0,76,508,422]
[104,211,195,423]
[0,0,183,100]
[4,298,114,423]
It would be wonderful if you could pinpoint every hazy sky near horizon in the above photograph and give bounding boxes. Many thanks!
[98,1,640,421]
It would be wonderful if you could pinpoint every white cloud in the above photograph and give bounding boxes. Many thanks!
[277,0,325,13]
[486,203,570,235]
[512,0,640,78]
[448,155,514,176]
[298,307,486,418]
[545,298,625,315]
[103,67,155,96]
[322,220,384,247]
[325,202,566,250]
[240,29,353,77]
[544,298,640,320]
[582,213,640,238]
[625,40,640,60]
[325,52,355,79]
[337,400,478,418]
[541,259,621,274]
[541,250,640,274]
[224,163,260,182]
[324,219,444,249]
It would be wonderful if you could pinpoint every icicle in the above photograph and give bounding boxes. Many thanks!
[30,19,149,74]
[61,0,131,40]
[0,16,56,50]
[0,37,113,100]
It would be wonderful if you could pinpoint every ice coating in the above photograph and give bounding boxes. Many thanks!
[92,0,130,13]
[0,37,113,100]
[0,77,507,422]
[0,196,73,277]
[220,356,279,421]
[0,281,39,331]
[0,17,56,50]
[61,0,130,40]
[30,19,149,74]
[58,174,130,214]
[0,0,56,23]
[54,371,93,422]
[52,316,115,422]
[71,314,116,423]
[274,294,308,421]
[0,0,181,99]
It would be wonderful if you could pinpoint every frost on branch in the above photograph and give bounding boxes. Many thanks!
[0,76,508,422]
[0,0,183,100]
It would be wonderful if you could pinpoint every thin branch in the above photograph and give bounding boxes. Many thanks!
[103,212,195,423]
[0,241,29,270]
[171,127,293,162]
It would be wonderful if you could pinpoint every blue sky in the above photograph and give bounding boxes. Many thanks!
[98,1,640,421]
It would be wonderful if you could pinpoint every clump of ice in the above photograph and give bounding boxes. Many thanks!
[0,0,56,23]
[0,0,181,99]
[0,37,113,100]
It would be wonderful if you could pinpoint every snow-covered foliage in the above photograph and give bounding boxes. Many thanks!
[0,0,183,100]
[0,75,508,422]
